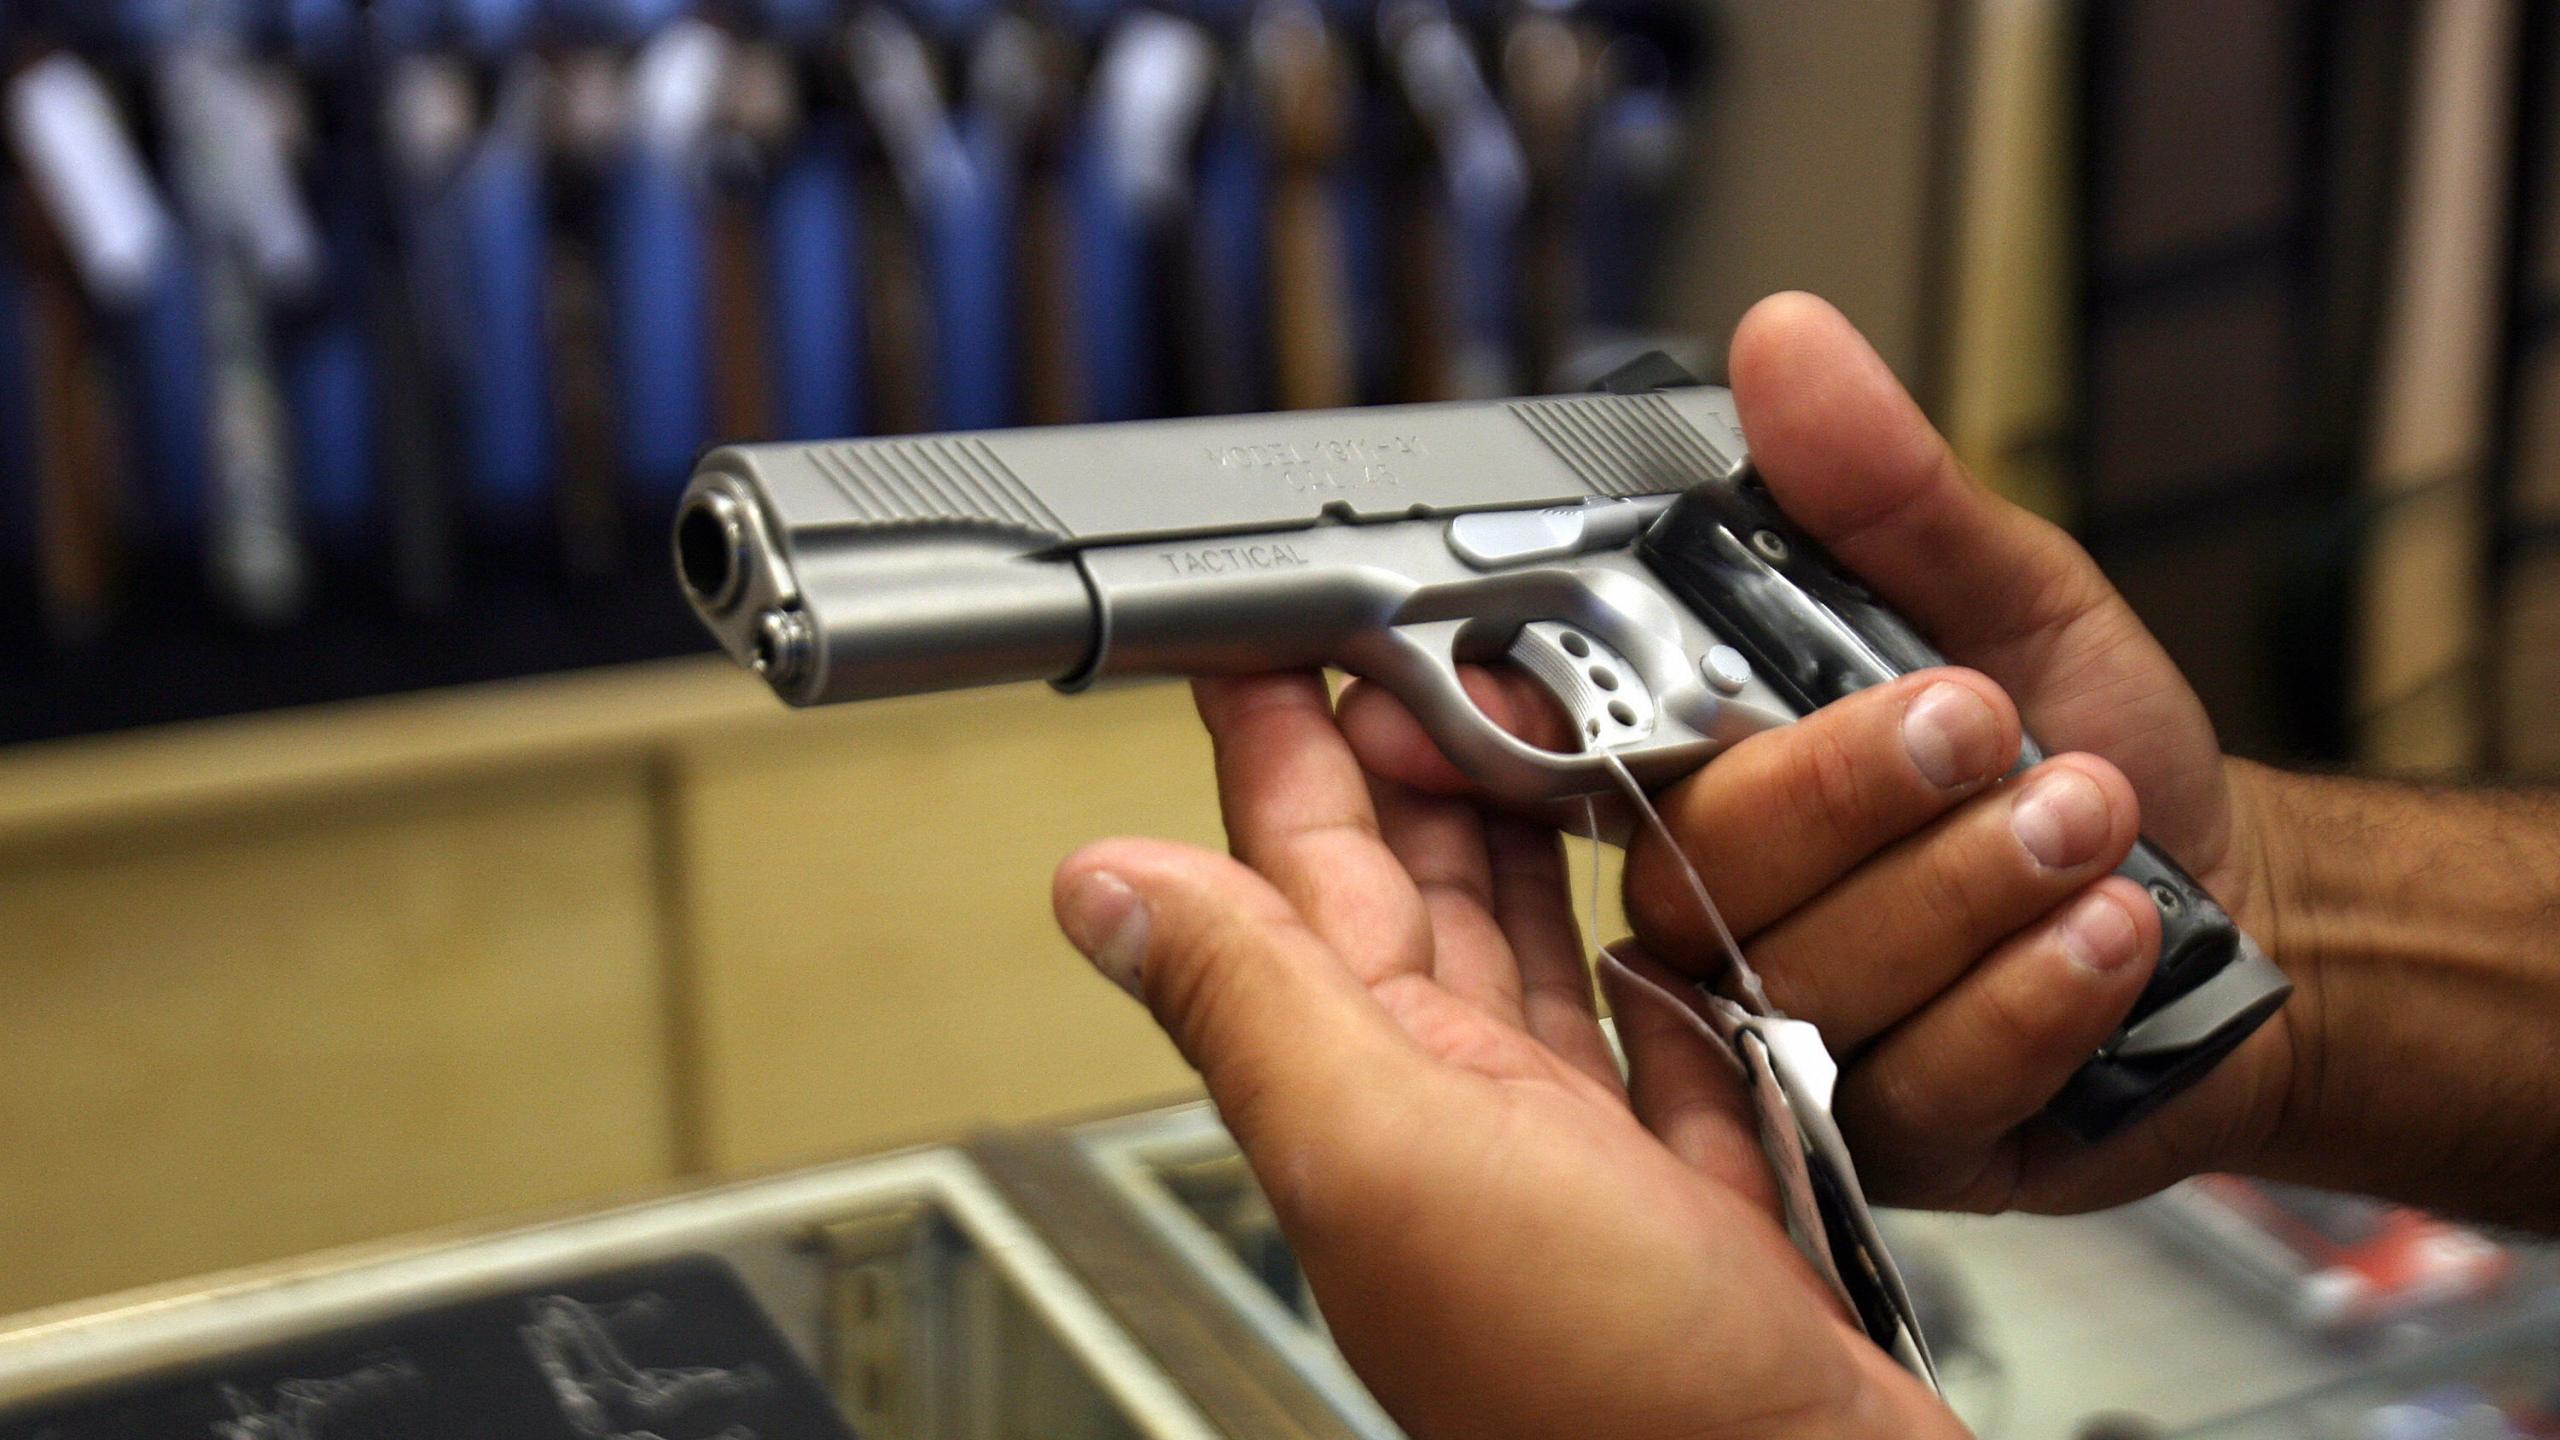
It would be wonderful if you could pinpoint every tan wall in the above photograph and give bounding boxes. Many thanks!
[1663,0,1950,388]
[668,685,1212,1172]
[0,764,679,1313]
[0,666,1209,1318]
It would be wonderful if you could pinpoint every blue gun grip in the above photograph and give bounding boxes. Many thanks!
[927,120,1014,430]
[605,146,710,506]
[281,166,375,553]
[284,312,373,548]
[1192,105,1270,413]
[763,127,865,441]
[451,0,543,51]
[1450,169,1518,390]
[452,126,555,534]
[1334,96,1395,404]
[112,241,211,570]
[1067,126,1155,422]
[0,227,31,620]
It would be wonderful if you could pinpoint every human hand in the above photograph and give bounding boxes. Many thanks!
[1342,292,2304,1214]
[1054,672,1968,1440]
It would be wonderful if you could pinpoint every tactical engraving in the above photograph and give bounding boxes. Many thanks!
[1158,542,1313,575]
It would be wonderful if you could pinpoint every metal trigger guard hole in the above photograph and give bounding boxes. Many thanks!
[1440,616,1603,757]
[1452,616,1660,756]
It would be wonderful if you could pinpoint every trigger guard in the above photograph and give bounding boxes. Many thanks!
[1343,620,1776,822]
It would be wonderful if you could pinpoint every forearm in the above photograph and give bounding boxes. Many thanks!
[2236,762,2560,1229]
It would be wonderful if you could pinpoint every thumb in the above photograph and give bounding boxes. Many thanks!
[1053,838,1422,1149]
[1727,293,2174,712]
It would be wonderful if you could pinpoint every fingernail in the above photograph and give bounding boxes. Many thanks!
[1061,871,1148,997]
[2010,766,2110,870]
[1902,681,2002,789]
[2060,890,2141,973]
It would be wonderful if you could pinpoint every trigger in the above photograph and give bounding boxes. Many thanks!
[1509,621,1655,750]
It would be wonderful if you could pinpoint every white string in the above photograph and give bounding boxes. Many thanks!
[1575,795,1632,1077]
[1598,753,1774,1017]
[1579,796,1606,964]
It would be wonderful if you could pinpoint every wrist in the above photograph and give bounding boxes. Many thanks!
[2223,766,2560,1228]
[2216,757,2301,957]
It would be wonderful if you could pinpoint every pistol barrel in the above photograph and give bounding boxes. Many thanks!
[675,470,1096,704]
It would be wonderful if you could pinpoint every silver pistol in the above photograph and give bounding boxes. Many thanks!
[672,362,2291,1148]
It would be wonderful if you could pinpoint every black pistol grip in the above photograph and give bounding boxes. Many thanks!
[1632,476,2292,1143]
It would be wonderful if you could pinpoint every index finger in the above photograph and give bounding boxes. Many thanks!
[1193,674,1434,982]
[1335,667,1578,797]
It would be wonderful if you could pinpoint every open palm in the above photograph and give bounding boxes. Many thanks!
[1054,673,1963,1440]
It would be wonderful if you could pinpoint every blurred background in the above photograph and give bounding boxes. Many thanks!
[1,0,2557,1436]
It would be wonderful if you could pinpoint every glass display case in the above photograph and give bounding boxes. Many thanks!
[3,1102,2552,1440]
[2171,1298,2560,1439]
[0,1104,1388,1440]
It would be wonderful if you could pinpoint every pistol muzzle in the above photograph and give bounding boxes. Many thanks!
[674,475,1097,704]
